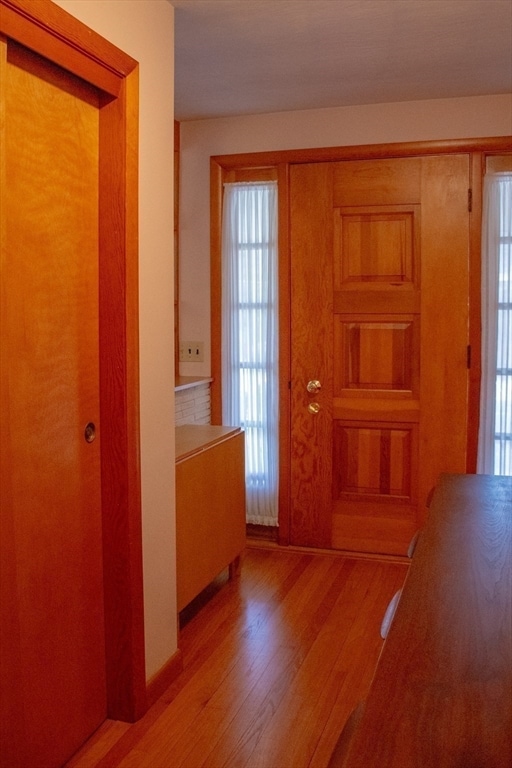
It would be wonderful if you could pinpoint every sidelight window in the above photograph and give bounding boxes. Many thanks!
[478,172,512,476]
[221,181,279,524]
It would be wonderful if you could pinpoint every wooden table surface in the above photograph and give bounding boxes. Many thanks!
[343,473,512,768]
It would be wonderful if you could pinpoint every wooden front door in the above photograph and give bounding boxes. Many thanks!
[0,40,107,767]
[289,155,470,555]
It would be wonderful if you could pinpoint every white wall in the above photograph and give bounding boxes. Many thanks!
[179,93,512,378]
[54,0,177,681]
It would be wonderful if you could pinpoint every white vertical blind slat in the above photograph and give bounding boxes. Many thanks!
[222,182,279,524]
[478,173,512,476]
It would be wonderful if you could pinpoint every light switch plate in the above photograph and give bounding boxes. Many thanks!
[179,341,204,362]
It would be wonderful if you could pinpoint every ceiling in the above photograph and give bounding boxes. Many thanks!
[170,0,512,122]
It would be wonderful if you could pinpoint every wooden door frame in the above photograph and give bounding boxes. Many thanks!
[1,0,146,721]
[210,137,511,547]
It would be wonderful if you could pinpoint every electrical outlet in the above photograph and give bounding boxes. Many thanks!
[179,341,204,362]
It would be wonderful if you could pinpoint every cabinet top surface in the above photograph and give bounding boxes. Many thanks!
[175,424,242,462]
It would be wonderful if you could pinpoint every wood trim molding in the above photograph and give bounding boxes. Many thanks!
[1,0,146,723]
[467,151,486,472]
[212,136,512,170]
[174,120,180,374]
[145,649,184,709]
[276,162,291,546]
[99,70,146,723]
[210,157,223,424]
[0,0,136,93]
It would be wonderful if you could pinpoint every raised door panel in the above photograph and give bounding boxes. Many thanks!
[336,209,416,286]
[331,161,422,552]
[335,317,419,393]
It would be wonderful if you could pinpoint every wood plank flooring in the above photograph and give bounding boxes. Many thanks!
[66,546,408,768]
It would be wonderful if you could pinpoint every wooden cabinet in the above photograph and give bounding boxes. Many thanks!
[175,425,246,612]
[332,473,512,768]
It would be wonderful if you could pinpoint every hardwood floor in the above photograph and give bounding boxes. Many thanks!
[66,546,408,768]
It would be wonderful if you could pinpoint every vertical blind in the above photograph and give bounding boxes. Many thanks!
[222,181,279,525]
[478,172,512,476]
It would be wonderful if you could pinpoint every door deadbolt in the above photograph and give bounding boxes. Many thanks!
[306,379,322,394]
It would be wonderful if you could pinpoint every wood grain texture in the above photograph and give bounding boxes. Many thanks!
[96,40,145,726]
[211,138,512,171]
[0,39,24,768]
[1,37,106,768]
[175,427,246,611]
[417,155,470,517]
[330,158,423,552]
[289,155,471,555]
[333,158,421,209]
[0,0,137,94]
[1,0,146,730]
[65,547,408,768]
[276,161,292,546]
[342,473,512,768]
[209,160,293,545]
[289,162,334,548]
[210,138,511,551]
[336,319,416,392]
[209,157,224,425]
[175,424,243,461]
[145,650,184,710]
[466,150,485,473]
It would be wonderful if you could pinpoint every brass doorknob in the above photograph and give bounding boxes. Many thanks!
[308,402,321,414]
[306,379,321,393]
[84,422,96,443]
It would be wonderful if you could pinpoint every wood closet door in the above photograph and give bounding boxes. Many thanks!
[289,156,470,555]
[0,40,105,767]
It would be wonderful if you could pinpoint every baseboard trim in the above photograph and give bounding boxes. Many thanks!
[146,648,183,708]
[246,537,409,564]
[246,523,278,542]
